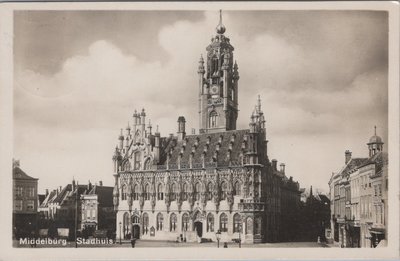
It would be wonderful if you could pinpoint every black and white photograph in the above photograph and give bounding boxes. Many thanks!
[0,2,399,260]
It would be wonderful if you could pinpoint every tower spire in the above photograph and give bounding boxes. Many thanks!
[374,125,377,136]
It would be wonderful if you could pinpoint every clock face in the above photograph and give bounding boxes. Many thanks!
[210,85,219,95]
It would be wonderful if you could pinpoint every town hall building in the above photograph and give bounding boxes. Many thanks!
[112,12,302,243]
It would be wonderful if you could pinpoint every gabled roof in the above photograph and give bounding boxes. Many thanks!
[87,185,114,207]
[13,166,38,180]
[159,129,250,167]
[359,151,388,168]
[336,157,368,178]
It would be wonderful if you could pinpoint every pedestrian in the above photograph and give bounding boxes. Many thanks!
[131,238,136,248]
[223,242,228,248]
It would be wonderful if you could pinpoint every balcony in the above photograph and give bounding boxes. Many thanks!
[238,199,265,212]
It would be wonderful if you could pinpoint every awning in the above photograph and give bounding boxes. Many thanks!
[370,228,385,234]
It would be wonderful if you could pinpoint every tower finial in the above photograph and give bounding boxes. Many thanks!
[216,9,226,34]
[374,125,377,136]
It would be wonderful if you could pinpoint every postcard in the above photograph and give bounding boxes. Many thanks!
[0,1,398,260]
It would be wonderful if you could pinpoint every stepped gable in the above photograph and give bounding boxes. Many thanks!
[158,129,249,167]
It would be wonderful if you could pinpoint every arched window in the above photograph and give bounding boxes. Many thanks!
[246,217,253,234]
[123,212,130,238]
[194,182,201,201]
[171,183,177,201]
[144,158,151,170]
[157,183,164,200]
[170,213,177,232]
[220,213,228,232]
[233,213,241,233]
[121,185,127,201]
[182,183,188,201]
[234,181,241,196]
[207,213,214,232]
[182,213,189,231]
[134,152,141,170]
[156,213,164,231]
[144,184,150,200]
[209,111,218,128]
[133,184,138,200]
[221,181,227,200]
[142,212,149,235]
[207,182,214,200]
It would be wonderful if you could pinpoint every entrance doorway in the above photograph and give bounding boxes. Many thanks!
[194,222,203,237]
[132,225,140,239]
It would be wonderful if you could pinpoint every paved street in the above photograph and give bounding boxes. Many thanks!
[14,239,331,248]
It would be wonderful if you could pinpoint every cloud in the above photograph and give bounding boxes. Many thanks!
[14,11,388,193]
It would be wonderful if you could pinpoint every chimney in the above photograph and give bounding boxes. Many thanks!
[45,189,49,196]
[280,163,285,174]
[192,128,196,135]
[99,180,103,186]
[59,186,62,192]
[345,150,352,164]
[177,116,186,141]
[272,159,277,171]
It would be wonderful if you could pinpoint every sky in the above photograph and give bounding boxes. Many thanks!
[13,10,388,194]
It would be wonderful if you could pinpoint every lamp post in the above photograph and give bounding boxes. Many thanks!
[216,229,221,248]
[119,222,122,245]
[238,223,242,248]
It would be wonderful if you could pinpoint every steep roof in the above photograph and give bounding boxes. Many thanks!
[359,151,388,168]
[336,157,368,178]
[159,129,250,167]
[88,185,114,207]
[13,166,38,180]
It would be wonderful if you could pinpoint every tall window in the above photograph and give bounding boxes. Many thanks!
[233,213,241,233]
[255,217,262,235]
[209,111,218,128]
[144,184,150,200]
[171,183,178,201]
[123,212,130,238]
[134,152,141,170]
[156,213,164,231]
[207,213,214,232]
[15,186,23,197]
[207,182,213,200]
[27,187,35,197]
[234,181,241,196]
[221,181,227,200]
[182,183,188,201]
[142,212,149,235]
[220,213,228,232]
[26,200,34,211]
[121,185,127,200]
[194,182,201,201]
[246,217,253,234]
[133,184,139,200]
[170,213,177,232]
[182,213,189,231]
[157,183,164,200]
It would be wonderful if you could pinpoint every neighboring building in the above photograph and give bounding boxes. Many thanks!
[38,179,90,238]
[329,127,388,248]
[112,12,301,243]
[81,182,115,236]
[13,160,39,239]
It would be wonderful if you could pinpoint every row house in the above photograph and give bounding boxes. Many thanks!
[329,127,388,248]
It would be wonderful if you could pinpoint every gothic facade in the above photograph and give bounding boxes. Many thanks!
[112,13,301,243]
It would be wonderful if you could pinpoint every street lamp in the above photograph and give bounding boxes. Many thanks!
[215,229,221,248]
[238,223,242,248]
[119,222,122,245]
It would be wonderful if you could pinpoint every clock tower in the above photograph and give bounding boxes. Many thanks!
[198,10,240,134]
